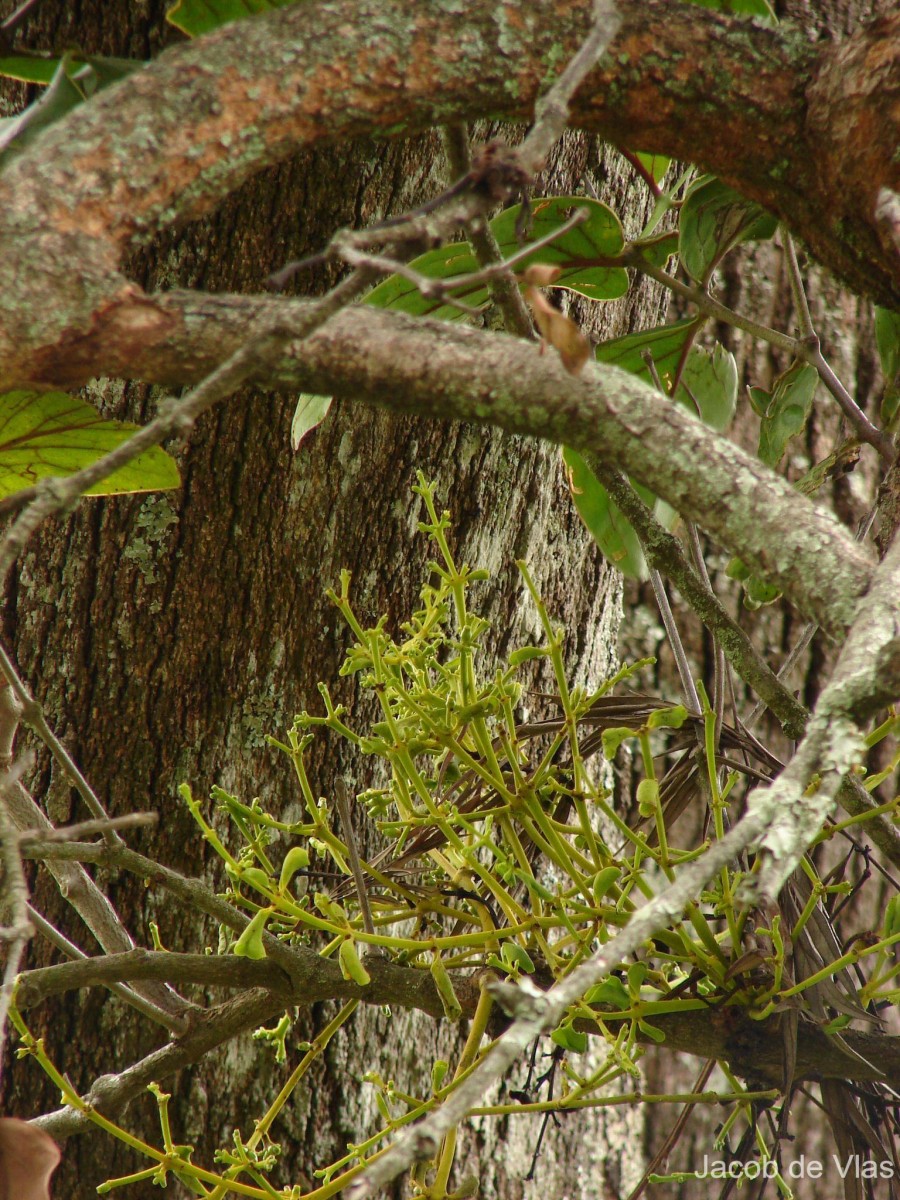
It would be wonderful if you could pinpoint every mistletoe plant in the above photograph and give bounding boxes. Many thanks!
[10,476,899,1198]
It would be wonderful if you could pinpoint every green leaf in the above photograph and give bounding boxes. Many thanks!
[591,867,621,904]
[677,342,737,432]
[601,726,640,760]
[584,977,630,1009]
[0,55,85,159]
[638,1019,667,1044]
[679,176,777,283]
[794,439,859,497]
[646,705,689,730]
[630,230,679,270]
[634,151,670,185]
[742,575,782,609]
[627,962,649,994]
[166,0,296,37]
[364,243,481,322]
[0,56,63,84]
[291,394,333,450]
[562,447,648,579]
[500,942,536,974]
[0,391,180,500]
[550,1025,588,1053]
[595,316,704,385]
[339,938,372,986]
[430,954,462,1020]
[0,54,143,160]
[492,196,627,301]
[875,306,900,427]
[596,318,736,432]
[278,846,310,891]
[233,909,269,959]
[507,645,550,667]
[364,197,628,321]
[755,361,819,467]
[685,0,777,20]
[640,165,698,238]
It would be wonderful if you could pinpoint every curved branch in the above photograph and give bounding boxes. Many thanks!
[89,291,872,637]
[0,0,896,393]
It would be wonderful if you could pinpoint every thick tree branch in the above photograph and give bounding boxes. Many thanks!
[100,293,872,637]
[0,0,896,396]
[16,935,899,1135]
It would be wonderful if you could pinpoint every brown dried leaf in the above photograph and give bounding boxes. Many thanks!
[524,286,590,375]
[0,1119,61,1199]
[723,949,770,982]
[519,263,562,287]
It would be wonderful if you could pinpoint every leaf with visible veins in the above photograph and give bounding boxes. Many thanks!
[0,391,180,499]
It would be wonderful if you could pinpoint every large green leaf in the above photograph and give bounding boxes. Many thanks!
[491,197,628,300]
[0,56,61,85]
[679,176,777,283]
[0,54,140,87]
[0,56,84,160]
[685,0,777,20]
[0,391,180,499]
[365,197,628,320]
[751,361,819,467]
[364,243,481,322]
[634,151,670,186]
[630,230,679,270]
[686,0,777,19]
[166,0,297,37]
[291,393,333,450]
[594,317,704,382]
[595,318,736,430]
[562,448,649,579]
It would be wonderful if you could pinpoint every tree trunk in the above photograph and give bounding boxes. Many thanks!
[0,5,668,1197]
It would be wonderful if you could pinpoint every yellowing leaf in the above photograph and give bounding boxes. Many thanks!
[0,391,179,500]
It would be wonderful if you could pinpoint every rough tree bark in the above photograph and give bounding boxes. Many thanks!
[0,4,671,1197]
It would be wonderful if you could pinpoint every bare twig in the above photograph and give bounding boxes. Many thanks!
[0,773,31,1082]
[338,209,589,309]
[440,124,534,340]
[516,0,621,172]
[34,988,286,1138]
[25,906,188,1032]
[648,567,702,714]
[0,650,122,842]
[334,777,376,940]
[782,228,815,339]
[0,0,46,36]
[3,777,191,1020]
[750,523,900,898]
[17,812,157,845]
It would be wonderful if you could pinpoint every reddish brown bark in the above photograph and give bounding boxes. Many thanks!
[0,0,897,397]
